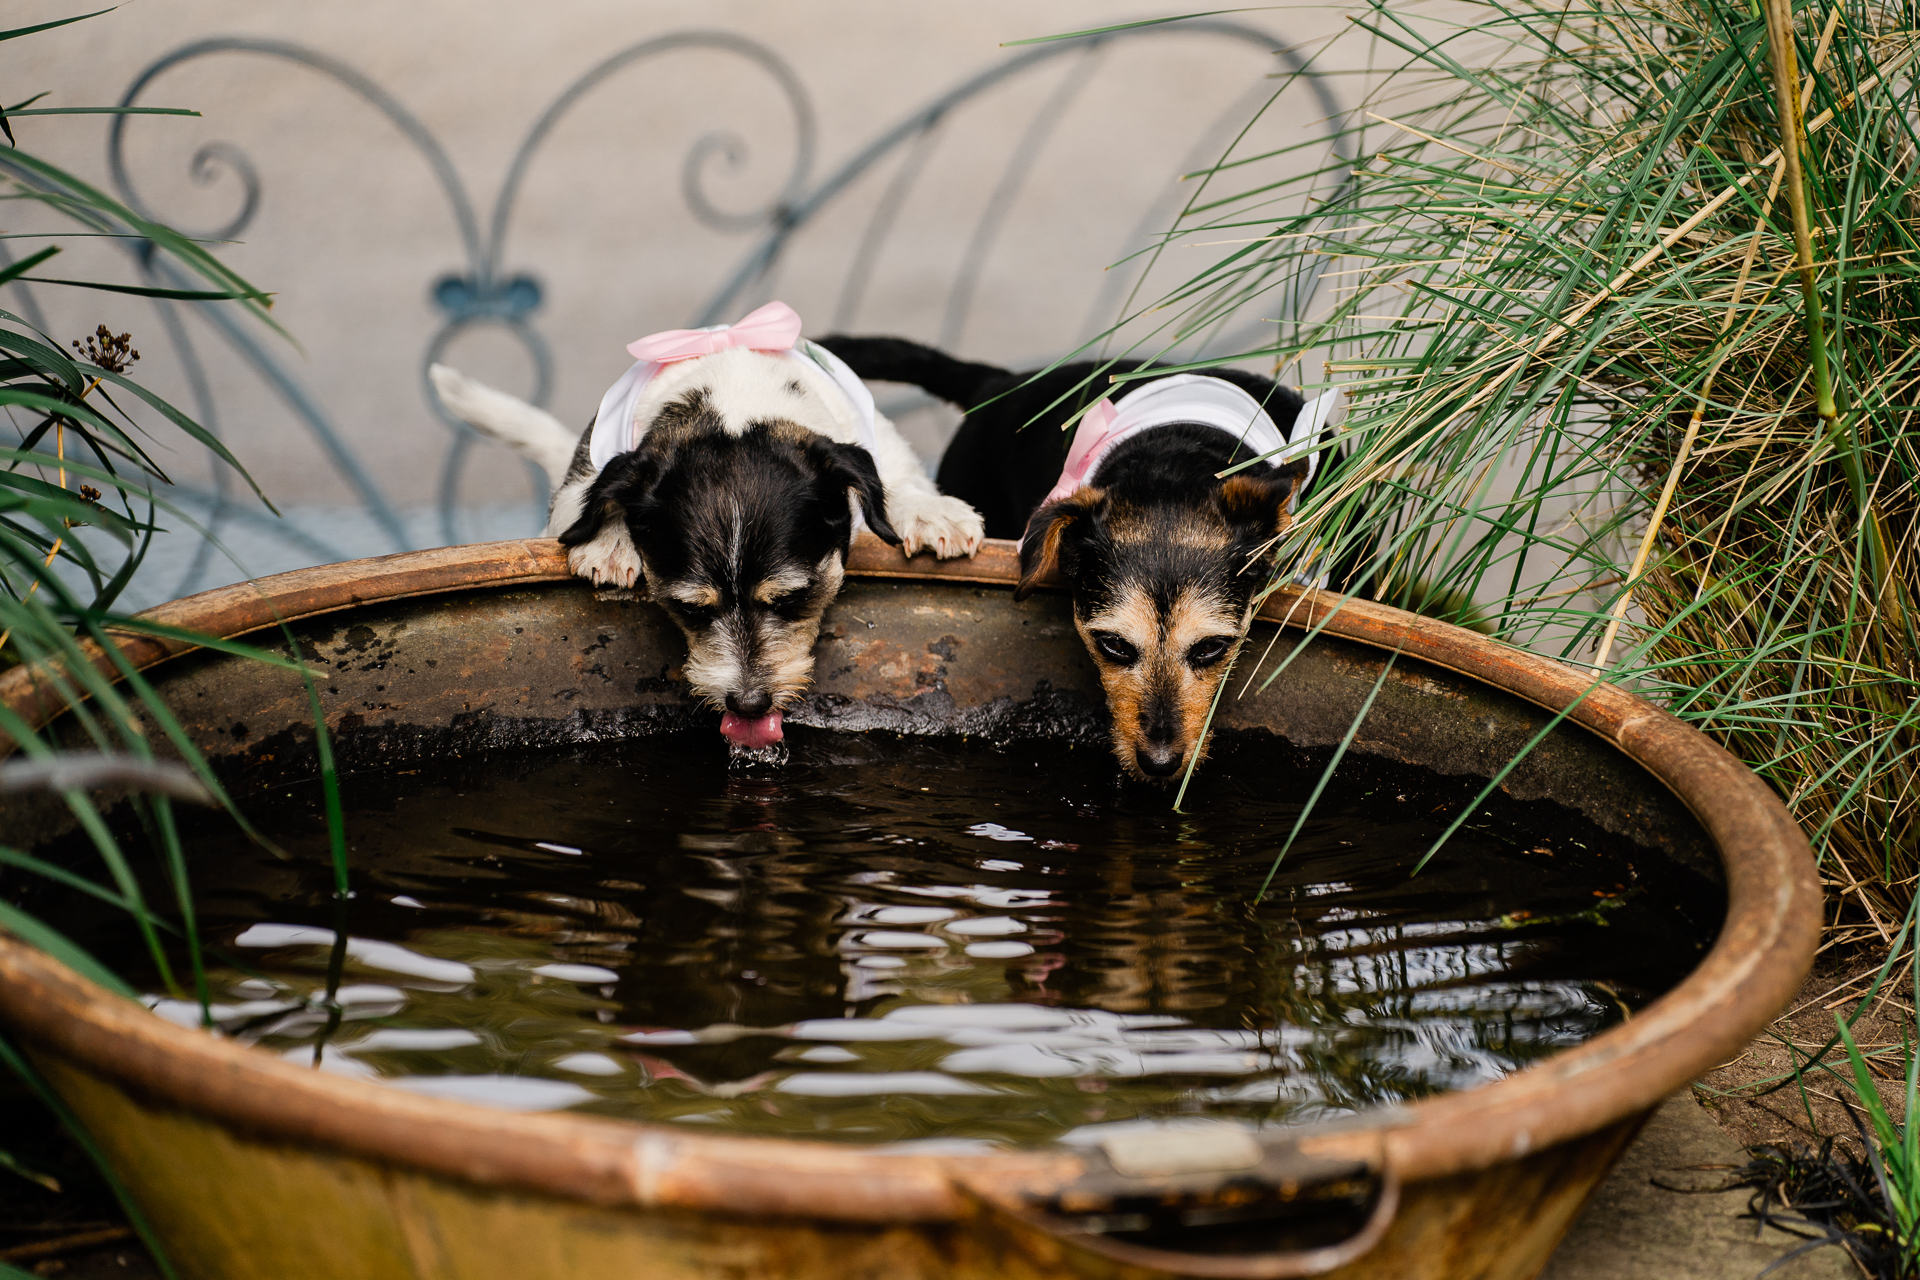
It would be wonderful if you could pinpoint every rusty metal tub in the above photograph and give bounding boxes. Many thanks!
[0,536,1818,1280]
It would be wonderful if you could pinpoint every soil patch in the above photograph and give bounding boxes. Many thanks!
[1696,945,1911,1154]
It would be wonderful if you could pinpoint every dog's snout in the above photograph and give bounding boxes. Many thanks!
[726,689,774,718]
[1137,709,1177,746]
[1134,744,1184,777]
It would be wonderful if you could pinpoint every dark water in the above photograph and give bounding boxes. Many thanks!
[45,730,1718,1149]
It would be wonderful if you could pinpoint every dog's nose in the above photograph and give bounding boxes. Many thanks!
[1135,744,1184,777]
[726,689,774,718]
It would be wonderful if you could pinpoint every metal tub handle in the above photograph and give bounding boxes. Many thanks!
[958,1125,1400,1279]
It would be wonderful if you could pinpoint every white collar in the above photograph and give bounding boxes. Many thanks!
[587,340,880,533]
[588,340,877,472]
[1045,374,1333,506]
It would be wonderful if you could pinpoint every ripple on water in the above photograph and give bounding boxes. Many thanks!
[43,729,1719,1147]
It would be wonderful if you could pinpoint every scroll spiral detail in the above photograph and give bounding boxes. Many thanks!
[85,23,1341,597]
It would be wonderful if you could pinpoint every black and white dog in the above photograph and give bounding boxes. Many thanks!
[819,336,1334,783]
[431,304,983,751]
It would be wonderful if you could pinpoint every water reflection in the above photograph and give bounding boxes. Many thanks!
[69,730,1719,1147]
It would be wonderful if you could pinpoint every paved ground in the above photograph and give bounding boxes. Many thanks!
[1543,1093,1859,1280]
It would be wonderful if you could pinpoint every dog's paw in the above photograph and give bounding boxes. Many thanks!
[566,523,642,588]
[892,493,985,560]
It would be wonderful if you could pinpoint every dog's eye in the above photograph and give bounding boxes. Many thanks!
[1090,631,1139,665]
[1187,637,1234,668]
[765,588,810,615]
[669,601,717,628]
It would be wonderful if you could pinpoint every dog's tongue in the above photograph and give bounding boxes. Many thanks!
[720,708,784,749]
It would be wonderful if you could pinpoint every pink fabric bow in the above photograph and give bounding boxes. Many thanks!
[1043,397,1120,506]
[626,300,805,363]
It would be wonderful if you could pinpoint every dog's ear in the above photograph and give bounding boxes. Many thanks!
[1214,458,1310,547]
[1015,487,1108,601]
[810,439,900,546]
[558,449,660,546]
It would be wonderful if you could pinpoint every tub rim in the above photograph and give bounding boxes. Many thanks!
[0,535,1820,1223]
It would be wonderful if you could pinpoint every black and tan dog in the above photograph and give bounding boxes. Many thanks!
[820,336,1322,782]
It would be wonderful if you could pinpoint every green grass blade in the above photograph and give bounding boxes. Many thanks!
[1256,649,1401,900]
[0,901,135,999]
[0,10,115,43]
[1002,11,1275,47]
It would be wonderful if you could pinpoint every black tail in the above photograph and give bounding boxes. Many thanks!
[815,335,1010,410]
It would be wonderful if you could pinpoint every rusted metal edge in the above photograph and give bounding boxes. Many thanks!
[1239,586,1819,1180]
[0,539,567,746]
[0,537,1820,1216]
[0,539,1027,747]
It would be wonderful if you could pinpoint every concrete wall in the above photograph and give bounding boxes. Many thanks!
[8,2,1356,581]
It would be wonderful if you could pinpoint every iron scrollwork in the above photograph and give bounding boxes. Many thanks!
[70,21,1342,601]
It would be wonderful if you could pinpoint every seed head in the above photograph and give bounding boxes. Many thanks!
[71,324,140,375]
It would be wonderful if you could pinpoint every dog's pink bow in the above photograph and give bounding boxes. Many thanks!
[625,300,805,363]
[1043,397,1121,506]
